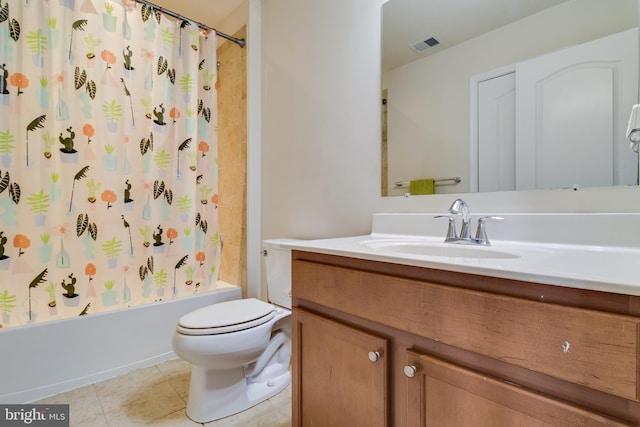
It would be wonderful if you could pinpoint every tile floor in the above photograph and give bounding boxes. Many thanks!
[36,358,292,427]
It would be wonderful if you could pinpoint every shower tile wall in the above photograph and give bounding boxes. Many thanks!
[218,27,248,294]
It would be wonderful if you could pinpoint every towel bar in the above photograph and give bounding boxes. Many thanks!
[394,176,462,188]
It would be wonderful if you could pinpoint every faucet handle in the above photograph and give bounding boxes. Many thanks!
[434,215,458,242]
[475,216,504,246]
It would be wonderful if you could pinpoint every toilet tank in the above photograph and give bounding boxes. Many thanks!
[263,241,292,309]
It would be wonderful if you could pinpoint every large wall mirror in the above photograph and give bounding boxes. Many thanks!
[381,0,639,197]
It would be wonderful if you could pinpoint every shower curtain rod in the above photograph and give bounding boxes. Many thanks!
[135,0,246,48]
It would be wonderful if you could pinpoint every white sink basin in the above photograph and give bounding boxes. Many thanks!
[361,239,520,259]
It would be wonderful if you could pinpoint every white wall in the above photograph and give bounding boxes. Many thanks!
[217,0,249,39]
[156,0,248,40]
[260,0,383,240]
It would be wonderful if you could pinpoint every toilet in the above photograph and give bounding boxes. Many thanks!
[172,243,292,423]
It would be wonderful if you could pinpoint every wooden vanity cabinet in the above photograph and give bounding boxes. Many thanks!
[292,308,389,426]
[291,250,640,426]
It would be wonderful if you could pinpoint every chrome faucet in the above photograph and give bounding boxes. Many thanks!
[435,199,503,245]
[448,198,471,240]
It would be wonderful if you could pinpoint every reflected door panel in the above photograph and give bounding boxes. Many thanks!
[516,28,638,190]
[478,73,516,192]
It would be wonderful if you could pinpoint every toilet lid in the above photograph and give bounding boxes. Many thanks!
[177,298,275,335]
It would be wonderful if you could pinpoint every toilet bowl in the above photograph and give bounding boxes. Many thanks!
[172,243,292,423]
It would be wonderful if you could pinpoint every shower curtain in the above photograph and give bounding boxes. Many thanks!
[0,0,220,328]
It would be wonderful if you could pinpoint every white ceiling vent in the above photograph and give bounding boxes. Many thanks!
[409,37,440,54]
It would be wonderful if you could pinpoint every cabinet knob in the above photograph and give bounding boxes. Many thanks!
[368,351,381,363]
[403,365,417,378]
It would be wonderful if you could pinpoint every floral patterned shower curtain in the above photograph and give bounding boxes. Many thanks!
[0,0,220,328]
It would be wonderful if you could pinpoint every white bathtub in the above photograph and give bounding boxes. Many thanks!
[0,282,241,403]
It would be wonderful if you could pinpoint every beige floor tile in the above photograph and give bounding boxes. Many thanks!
[208,388,291,427]
[35,384,108,427]
[266,386,292,427]
[268,384,291,408]
[94,365,186,426]
[156,358,193,401]
[35,359,291,426]
[136,408,203,426]
[156,358,192,377]
[206,399,272,427]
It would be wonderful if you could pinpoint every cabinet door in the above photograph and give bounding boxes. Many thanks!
[292,308,389,427]
[404,350,632,427]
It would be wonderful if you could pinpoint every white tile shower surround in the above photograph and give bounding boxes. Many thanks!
[36,358,292,427]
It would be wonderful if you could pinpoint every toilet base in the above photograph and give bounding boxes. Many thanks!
[185,366,291,423]
[184,330,291,423]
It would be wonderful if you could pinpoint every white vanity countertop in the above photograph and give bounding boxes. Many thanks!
[266,213,640,297]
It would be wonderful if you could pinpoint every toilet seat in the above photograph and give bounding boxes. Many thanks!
[176,298,275,336]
